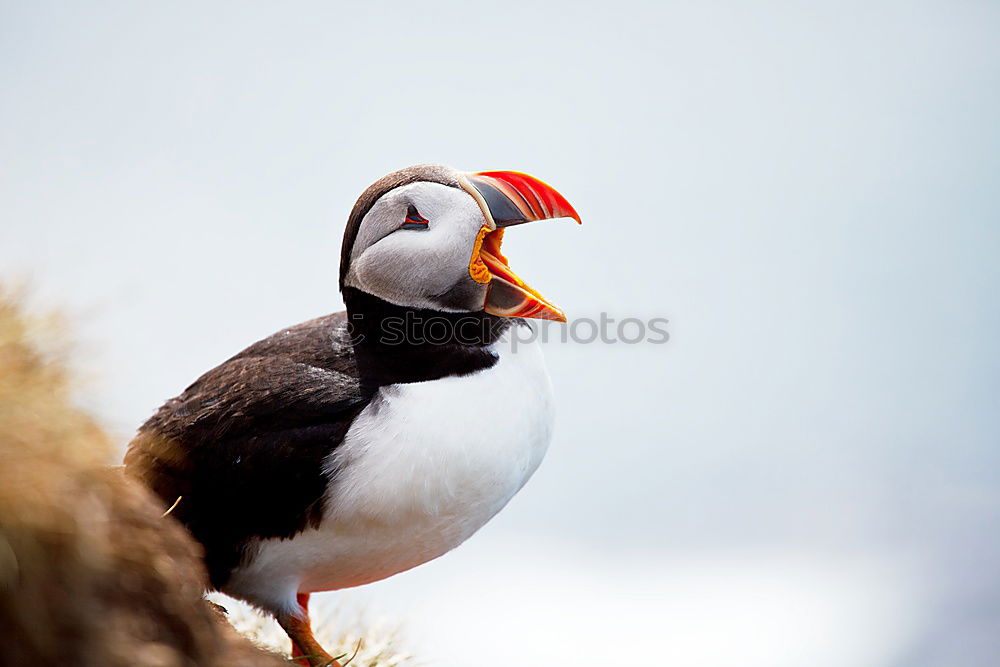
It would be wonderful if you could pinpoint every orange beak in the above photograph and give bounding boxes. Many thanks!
[460,171,581,322]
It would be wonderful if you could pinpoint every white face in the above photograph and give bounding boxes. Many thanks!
[343,181,490,312]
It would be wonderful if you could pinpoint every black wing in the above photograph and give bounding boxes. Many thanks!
[124,312,373,588]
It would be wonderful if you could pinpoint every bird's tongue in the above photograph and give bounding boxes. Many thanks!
[476,229,566,322]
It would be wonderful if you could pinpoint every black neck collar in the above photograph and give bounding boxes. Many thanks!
[343,287,513,387]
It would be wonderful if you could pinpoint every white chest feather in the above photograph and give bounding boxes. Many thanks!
[224,330,553,613]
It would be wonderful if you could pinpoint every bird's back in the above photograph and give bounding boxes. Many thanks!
[124,312,373,588]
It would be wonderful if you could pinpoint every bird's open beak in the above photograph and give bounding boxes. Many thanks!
[460,171,581,322]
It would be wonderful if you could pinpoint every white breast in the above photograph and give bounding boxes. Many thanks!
[223,327,554,615]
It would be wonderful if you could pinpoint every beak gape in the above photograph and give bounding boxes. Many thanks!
[460,171,581,322]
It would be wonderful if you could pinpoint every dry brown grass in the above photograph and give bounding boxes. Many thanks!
[0,289,288,666]
[0,288,417,666]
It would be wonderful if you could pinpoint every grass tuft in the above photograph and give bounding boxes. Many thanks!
[0,287,417,665]
[209,593,419,667]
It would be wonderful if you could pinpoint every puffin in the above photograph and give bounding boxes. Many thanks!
[124,165,581,666]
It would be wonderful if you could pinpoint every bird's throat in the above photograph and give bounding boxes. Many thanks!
[342,287,513,387]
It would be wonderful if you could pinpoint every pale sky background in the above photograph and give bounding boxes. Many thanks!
[3,1,999,665]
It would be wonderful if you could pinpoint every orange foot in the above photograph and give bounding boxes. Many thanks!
[282,593,340,667]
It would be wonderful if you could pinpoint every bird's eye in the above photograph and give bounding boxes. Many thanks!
[400,205,429,230]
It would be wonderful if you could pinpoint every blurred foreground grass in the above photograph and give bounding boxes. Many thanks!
[0,288,414,666]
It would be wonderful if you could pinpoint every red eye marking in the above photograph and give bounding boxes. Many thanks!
[401,204,429,229]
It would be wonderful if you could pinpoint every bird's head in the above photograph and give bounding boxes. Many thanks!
[340,165,580,322]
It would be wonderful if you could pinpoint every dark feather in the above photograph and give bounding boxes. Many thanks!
[124,313,372,587]
[123,300,510,589]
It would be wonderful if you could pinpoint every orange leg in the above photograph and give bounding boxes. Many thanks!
[279,592,340,667]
